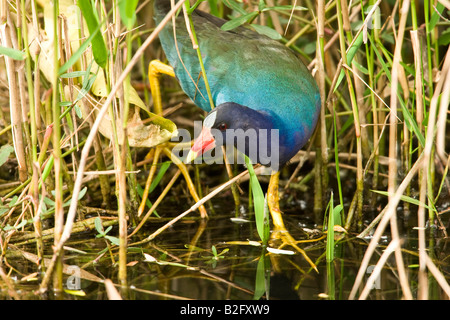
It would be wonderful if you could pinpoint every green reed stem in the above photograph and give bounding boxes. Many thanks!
[336,0,363,229]
[424,0,434,97]
[50,0,64,294]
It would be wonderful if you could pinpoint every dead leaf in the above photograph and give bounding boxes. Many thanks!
[333,225,348,233]
[126,261,139,267]
[32,0,177,149]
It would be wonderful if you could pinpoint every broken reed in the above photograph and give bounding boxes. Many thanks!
[0,0,449,298]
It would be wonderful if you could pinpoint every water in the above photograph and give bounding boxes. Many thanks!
[4,196,449,300]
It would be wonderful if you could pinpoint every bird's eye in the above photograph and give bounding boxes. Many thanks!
[218,123,228,131]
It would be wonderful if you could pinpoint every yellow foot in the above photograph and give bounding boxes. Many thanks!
[267,171,320,272]
[269,228,320,273]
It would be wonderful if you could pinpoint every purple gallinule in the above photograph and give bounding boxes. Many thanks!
[152,0,321,267]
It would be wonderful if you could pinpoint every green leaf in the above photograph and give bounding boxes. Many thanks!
[59,71,90,79]
[59,24,100,75]
[0,208,8,217]
[94,217,104,235]
[352,60,369,75]
[76,73,97,102]
[253,253,269,300]
[9,196,18,207]
[104,226,112,234]
[16,219,28,229]
[333,204,343,227]
[105,235,120,246]
[63,187,87,207]
[43,196,55,207]
[326,197,335,262]
[245,156,267,243]
[333,31,364,92]
[59,101,73,107]
[74,104,82,118]
[258,0,266,11]
[149,161,172,193]
[118,0,139,30]
[222,0,247,15]
[78,186,88,200]
[438,28,450,46]
[207,0,221,16]
[77,0,108,69]
[218,248,229,257]
[136,184,160,217]
[221,11,259,31]
[251,24,281,40]
[369,35,425,147]
[429,2,445,30]
[0,46,25,60]
[2,219,28,231]
[371,190,436,211]
[0,144,14,167]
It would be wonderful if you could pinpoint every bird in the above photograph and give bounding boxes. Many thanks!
[152,0,321,265]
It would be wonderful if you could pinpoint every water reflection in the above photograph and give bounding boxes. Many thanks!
[2,202,449,300]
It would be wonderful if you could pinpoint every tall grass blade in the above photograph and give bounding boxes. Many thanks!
[221,11,258,31]
[77,0,107,68]
[59,23,102,75]
[253,252,270,300]
[118,0,139,29]
[0,46,25,60]
[244,156,267,244]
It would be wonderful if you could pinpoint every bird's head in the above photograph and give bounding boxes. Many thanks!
[186,102,283,169]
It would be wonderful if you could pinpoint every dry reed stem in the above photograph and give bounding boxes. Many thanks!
[265,0,282,34]
[0,0,447,300]
[129,169,181,237]
[1,20,27,182]
[317,0,327,206]
[138,146,163,216]
[39,0,186,292]
[131,167,252,245]
[385,0,411,299]
[118,139,127,287]
[418,42,450,299]
[0,265,19,300]
[323,0,382,106]
[358,238,400,300]
[349,153,422,300]
[412,28,429,299]
[425,255,450,298]
[104,279,123,300]
[436,57,450,163]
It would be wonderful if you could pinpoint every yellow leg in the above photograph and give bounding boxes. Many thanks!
[162,147,208,219]
[140,60,207,218]
[267,171,318,272]
[267,171,286,231]
[148,60,175,116]
[138,146,163,217]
